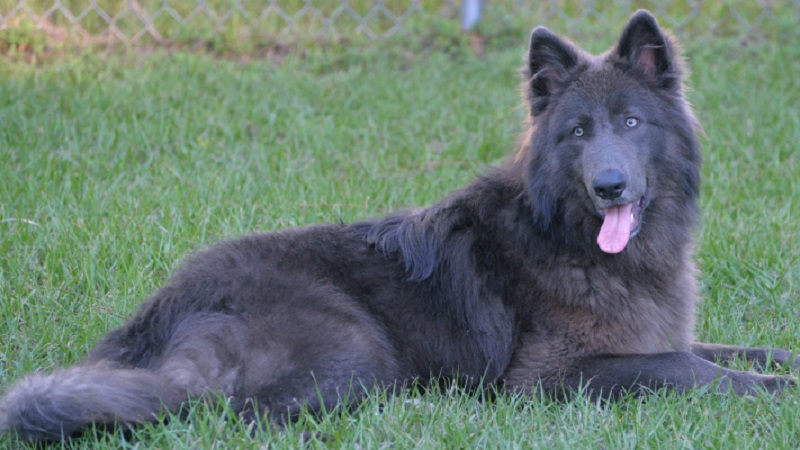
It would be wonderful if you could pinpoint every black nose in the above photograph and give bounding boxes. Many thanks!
[593,169,626,200]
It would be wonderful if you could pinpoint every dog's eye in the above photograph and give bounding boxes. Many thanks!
[625,117,639,128]
[573,127,584,137]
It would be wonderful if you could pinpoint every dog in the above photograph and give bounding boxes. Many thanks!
[1,9,796,443]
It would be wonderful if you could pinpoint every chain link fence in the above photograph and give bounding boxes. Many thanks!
[0,1,797,48]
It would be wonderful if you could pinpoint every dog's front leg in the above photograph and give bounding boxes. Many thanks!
[564,352,794,399]
[691,342,800,370]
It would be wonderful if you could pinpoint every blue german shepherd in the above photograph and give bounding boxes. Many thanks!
[1,10,795,442]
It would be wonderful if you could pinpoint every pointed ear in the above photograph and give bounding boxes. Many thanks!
[616,10,680,86]
[525,26,580,115]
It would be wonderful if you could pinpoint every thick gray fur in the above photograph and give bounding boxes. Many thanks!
[1,9,796,443]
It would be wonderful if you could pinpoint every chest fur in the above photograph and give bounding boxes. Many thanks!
[527,255,698,355]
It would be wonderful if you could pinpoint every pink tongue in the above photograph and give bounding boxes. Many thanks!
[597,204,633,254]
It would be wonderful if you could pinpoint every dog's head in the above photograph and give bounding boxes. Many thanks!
[519,10,701,255]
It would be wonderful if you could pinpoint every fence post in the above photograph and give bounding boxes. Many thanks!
[461,0,482,30]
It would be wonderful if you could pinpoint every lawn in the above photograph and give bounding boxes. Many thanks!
[1,12,799,450]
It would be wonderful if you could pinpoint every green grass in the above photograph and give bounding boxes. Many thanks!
[1,19,800,450]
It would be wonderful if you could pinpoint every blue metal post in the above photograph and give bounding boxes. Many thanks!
[461,0,482,30]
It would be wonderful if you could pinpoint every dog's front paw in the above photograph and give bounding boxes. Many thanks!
[768,349,800,370]
[731,373,797,396]
[763,374,797,395]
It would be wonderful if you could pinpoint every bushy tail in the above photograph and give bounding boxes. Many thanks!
[0,363,185,442]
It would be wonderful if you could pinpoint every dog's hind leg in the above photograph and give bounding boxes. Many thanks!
[691,343,800,370]
[237,338,399,428]
[157,302,399,429]
[561,352,795,400]
[227,301,401,428]
[154,313,249,402]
